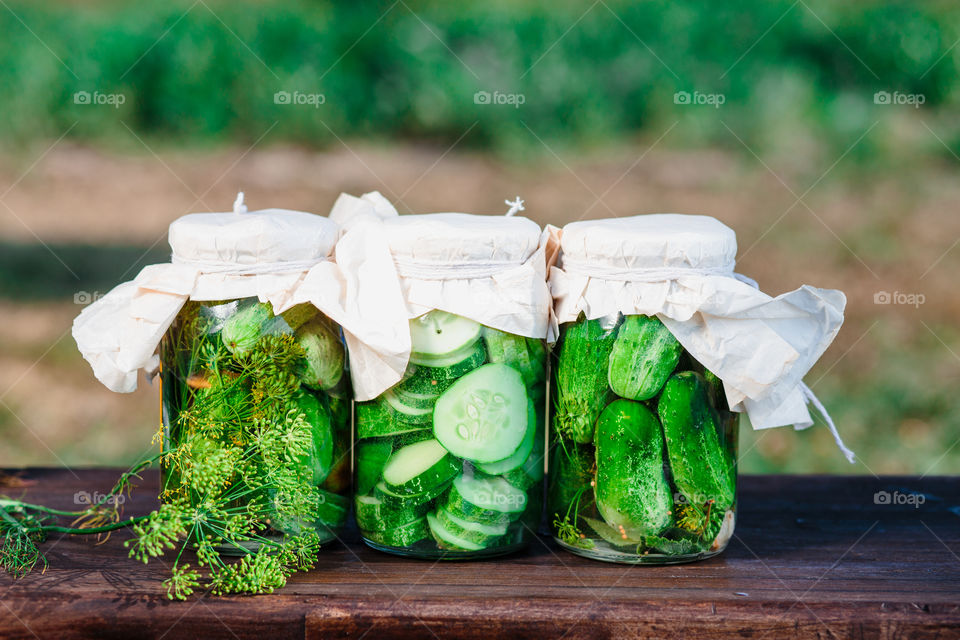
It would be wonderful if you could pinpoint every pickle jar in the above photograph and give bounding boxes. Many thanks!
[346,210,550,559]
[152,205,351,551]
[547,215,741,564]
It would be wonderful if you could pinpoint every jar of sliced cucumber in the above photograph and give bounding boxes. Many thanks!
[548,314,737,563]
[356,310,546,557]
[345,208,550,558]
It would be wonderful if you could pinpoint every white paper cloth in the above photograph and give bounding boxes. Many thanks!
[72,196,341,392]
[548,214,853,462]
[304,192,552,401]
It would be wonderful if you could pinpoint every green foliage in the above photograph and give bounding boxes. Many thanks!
[0,1,956,160]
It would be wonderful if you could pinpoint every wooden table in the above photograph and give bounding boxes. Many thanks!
[1,469,957,639]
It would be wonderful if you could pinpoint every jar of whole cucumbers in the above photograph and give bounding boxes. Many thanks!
[331,199,552,559]
[75,199,352,560]
[547,214,848,564]
[160,297,352,550]
[549,314,737,563]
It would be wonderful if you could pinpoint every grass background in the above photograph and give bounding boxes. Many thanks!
[0,0,957,476]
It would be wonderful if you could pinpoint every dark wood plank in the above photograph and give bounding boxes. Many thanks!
[1,470,958,639]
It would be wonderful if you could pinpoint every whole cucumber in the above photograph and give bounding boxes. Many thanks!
[658,372,735,511]
[594,399,673,538]
[607,315,683,401]
[553,317,617,443]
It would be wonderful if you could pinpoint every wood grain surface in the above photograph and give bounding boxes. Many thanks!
[1,469,957,639]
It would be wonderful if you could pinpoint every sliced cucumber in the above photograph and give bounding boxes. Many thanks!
[433,364,529,463]
[436,507,507,546]
[502,423,545,491]
[356,400,426,439]
[444,473,527,526]
[475,398,537,475]
[356,437,394,496]
[382,439,461,496]
[381,389,434,425]
[409,311,482,365]
[355,494,430,531]
[401,341,487,392]
[482,327,546,388]
[364,517,430,547]
[426,510,483,551]
[374,480,445,510]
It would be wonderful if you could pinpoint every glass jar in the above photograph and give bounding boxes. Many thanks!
[354,310,546,558]
[548,314,738,564]
[160,298,351,552]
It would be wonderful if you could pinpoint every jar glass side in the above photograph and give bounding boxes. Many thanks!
[354,311,546,559]
[548,314,738,564]
[159,298,351,553]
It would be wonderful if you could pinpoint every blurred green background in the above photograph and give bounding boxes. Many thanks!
[0,0,957,475]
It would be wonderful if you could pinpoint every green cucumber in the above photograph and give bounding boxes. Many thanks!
[409,311,482,365]
[594,399,673,538]
[426,511,483,551]
[475,398,537,475]
[381,389,433,425]
[374,480,444,510]
[503,420,545,491]
[315,488,350,528]
[293,390,334,486]
[355,494,429,531]
[547,442,595,523]
[433,364,529,463]
[553,317,618,443]
[400,341,488,394]
[364,517,430,547]
[482,327,546,388]
[607,315,683,401]
[435,507,508,546]
[444,473,527,526]
[356,400,426,439]
[658,372,735,512]
[382,439,461,496]
[356,437,394,496]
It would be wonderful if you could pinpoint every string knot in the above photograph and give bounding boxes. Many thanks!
[504,196,525,217]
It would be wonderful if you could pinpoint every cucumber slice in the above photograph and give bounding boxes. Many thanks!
[502,422,545,491]
[381,389,434,425]
[444,473,527,526]
[382,439,461,496]
[374,480,445,510]
[475,398,537,475]
[401,341,487,392]
[356,437,394,496]
[364,517,430,547]
[426,510,483,551]
[409,311,482,364]
[355,494,429,531]
[356,400,426,439]
[482,327,546,388]
[436,507,508,546]
[433,364,529,463]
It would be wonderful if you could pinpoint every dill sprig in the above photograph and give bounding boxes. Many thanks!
[1,302,337,599]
